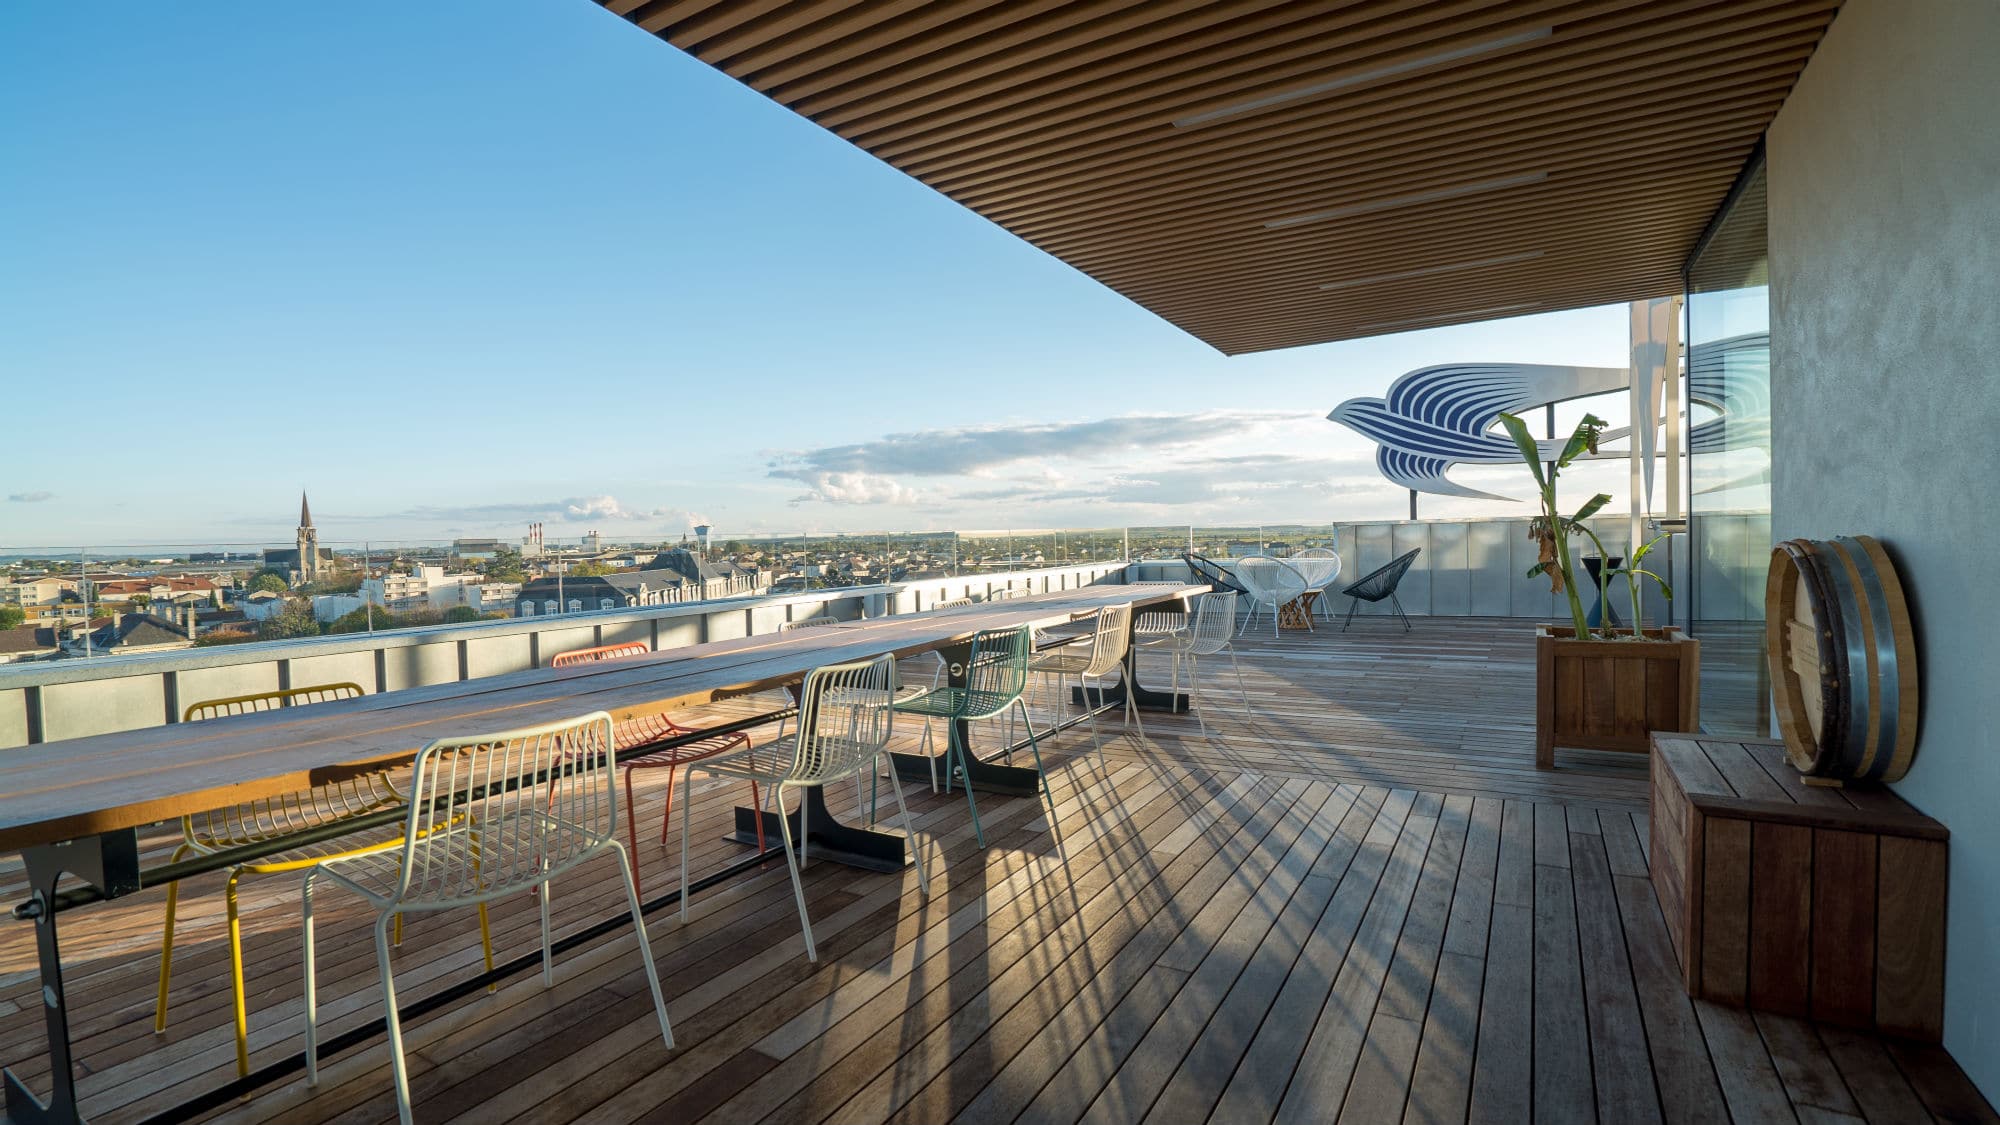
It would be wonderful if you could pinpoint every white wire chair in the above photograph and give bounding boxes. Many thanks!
[302,712,671,1125]
[1235,557,1310,638]
[1028,603,1142,758]
[679,654,929,961]
[1161,592,1249,736]
[1286,548,1344,622]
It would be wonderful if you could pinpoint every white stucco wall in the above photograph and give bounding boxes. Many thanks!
[1767,0,2000,1100]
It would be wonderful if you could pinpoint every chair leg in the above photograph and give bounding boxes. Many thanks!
[773,782,817,961]
[225,871,252,1077]
[153,842,193,1034]
[610,841,674,1048]
[881,752,930,897]
[1344,597,1361,631]
[678,767,698,922]
[625,766,645,901]
[537,878,555,987]
[949,717,986,848]
[1232,649,1250,714]
[657,760,677,844]
[1125,666,1146,743]
[302,871,320,1087]
[1393,593,1412,632]
[1190,653,1208,737]
[374,912,415,1125]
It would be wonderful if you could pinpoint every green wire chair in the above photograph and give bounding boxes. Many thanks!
[891,624,1050,847]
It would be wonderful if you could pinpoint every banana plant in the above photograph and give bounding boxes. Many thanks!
[1614,531,1675,635]
[1497,410,1612,639]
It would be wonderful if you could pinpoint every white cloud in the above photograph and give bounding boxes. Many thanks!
[788,472,921,506]
[7,491,55,503]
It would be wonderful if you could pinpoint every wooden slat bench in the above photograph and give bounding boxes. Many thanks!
[1649,733,1948,1040]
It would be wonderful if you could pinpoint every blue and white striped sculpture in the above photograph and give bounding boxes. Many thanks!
[1328,333,1765,501]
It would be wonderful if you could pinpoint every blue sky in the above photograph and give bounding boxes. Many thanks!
[1,3,1635,550]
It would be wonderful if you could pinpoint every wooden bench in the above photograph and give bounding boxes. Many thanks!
[1649,733,1947,1040]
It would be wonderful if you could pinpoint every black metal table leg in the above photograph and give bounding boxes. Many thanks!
[724,786,908,873]
[6,830,142,1125]
[887,639,1045,798]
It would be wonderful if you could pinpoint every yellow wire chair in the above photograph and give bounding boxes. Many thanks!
[153,683,495,1078]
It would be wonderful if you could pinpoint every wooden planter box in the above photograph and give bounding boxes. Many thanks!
[1650,734,1947,1039]
[1534,624,1698,768]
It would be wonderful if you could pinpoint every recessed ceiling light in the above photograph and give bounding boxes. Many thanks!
[1318,251,1545,291]
[1173,27,1552,129]
[1351,302,1541,334]
[1266,172,1549,230]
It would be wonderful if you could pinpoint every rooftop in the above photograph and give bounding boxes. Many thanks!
[2,620,1984,1123]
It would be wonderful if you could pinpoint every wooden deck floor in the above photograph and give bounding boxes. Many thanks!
[3,618,1992,1124]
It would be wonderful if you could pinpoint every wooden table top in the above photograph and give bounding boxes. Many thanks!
[0,584,1204,852]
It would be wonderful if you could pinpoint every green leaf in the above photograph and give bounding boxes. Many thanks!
[1571,493,1612,522]
[1526,561,1552,579]
[1496,412,1546,487]
[1631,568,1673,600]
[1629,532,1671,563]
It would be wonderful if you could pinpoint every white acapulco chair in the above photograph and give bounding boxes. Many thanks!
[1235,556,1311,639]
[1028,603,1142,758]
[302,712,671,1125]
[679,654,930,962]
[1161,591,1250,736]
[1286,548,1344,623]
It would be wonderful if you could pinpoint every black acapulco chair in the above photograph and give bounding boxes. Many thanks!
[1339,548,1422,631]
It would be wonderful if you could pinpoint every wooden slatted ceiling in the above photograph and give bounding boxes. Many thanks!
[604,0,1836,354]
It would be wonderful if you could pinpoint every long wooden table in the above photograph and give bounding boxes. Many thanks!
[0,582,1202,1124]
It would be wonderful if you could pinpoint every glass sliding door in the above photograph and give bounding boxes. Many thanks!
[1684,157,1771,735]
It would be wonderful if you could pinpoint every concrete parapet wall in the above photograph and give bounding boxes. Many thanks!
[0,562,1129,750]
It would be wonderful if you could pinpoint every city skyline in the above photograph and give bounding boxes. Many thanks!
[2,4,1636,547]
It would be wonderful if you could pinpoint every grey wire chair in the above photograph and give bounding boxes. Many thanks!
[302,712,671,1125]
[1160,591,1249,736]
[1340,547,1423,631]
[681,654,929,961]
[1028,604,1141,757]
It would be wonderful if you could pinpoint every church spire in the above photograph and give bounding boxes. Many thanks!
[299,491,313,529]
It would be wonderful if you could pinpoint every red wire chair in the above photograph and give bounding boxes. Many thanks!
[549,643,764,894]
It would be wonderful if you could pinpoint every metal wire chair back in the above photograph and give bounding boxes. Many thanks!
[391,712,617,904]
[180,683,395,847]
[1285,548,1343,592]
[780,616,845,631]
[1345,548,1423,600]
[549,642,649,668]
[965,625,1032,705]
[1187,591,1240,656]
[1236,557,1309,607]
[785,655,897,785]
[1080,603,1135,677]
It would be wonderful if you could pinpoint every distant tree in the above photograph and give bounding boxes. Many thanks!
[130,593,153,608]
[302,573,362,596]
[325,605,391,635]
[481,550,526,582]
[257,599,320,640]
[0,605,24,630]
[441,605,483,624]
[247,571,290,595]
[568,561,614,577]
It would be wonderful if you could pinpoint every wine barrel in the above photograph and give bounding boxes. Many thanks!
[1764,536,1919,782]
